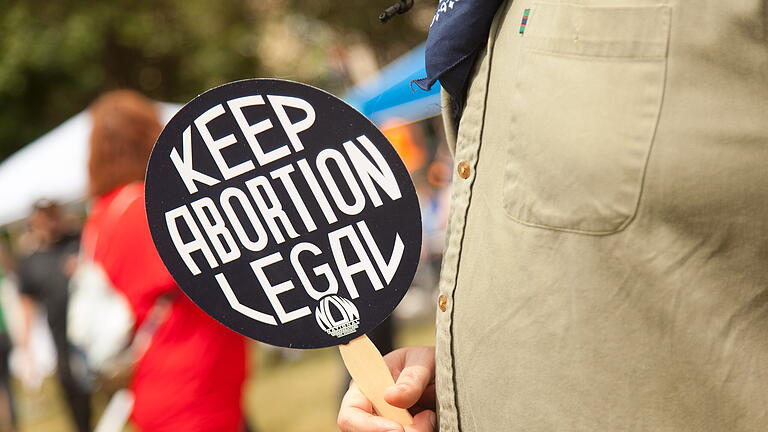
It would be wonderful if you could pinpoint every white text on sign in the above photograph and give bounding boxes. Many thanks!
[162,94,406,327]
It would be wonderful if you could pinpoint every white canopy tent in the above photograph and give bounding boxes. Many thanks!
[0,103,181,226]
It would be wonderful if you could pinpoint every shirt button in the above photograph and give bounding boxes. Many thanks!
[438,295,448,312]
[457,161,471,179]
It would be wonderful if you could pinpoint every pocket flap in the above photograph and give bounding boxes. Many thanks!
[526,3,671,58]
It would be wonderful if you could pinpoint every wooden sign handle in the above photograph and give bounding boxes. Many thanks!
[339,335,413,426]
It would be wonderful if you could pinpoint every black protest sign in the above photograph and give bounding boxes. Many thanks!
[145,79,421,349]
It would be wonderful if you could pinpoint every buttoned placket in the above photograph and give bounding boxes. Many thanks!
[434,7,505,429]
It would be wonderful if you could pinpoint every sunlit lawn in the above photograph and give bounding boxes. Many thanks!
[16,320,436,432]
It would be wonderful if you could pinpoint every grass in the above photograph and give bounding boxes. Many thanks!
[15,320,436,432]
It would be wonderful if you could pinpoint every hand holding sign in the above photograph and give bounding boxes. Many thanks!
[339,346,437,432]
[145,79,422,425]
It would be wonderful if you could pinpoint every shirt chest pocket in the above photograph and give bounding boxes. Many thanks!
[503,3,671,234]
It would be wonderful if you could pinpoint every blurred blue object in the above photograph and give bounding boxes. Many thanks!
[343,43,442,127]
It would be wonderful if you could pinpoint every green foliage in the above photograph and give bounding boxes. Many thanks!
[0,0,430,162]
[287,0,433,58]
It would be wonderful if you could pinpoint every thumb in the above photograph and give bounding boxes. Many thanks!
[384,349,434,409]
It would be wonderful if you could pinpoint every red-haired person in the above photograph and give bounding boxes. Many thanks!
[83,90,248,431]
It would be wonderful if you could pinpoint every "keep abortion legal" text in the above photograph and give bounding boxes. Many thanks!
[162,93,406,326]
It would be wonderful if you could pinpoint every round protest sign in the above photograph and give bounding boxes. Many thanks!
[145,79,421,349]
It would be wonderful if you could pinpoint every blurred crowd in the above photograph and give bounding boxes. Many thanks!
[0,90,450,432]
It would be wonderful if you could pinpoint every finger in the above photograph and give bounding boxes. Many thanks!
[405,410,437,432]
[338,383,404,432]
[342,382,373,413]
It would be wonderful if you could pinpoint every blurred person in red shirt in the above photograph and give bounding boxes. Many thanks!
[83,90,248,431]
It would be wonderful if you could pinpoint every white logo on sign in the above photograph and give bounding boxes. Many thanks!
[314,295,360,338]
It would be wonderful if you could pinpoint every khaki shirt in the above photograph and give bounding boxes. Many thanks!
[435,0,768,430]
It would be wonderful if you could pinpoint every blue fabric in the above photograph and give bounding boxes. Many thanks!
[343,43,441,127]
[414,0,504,116]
